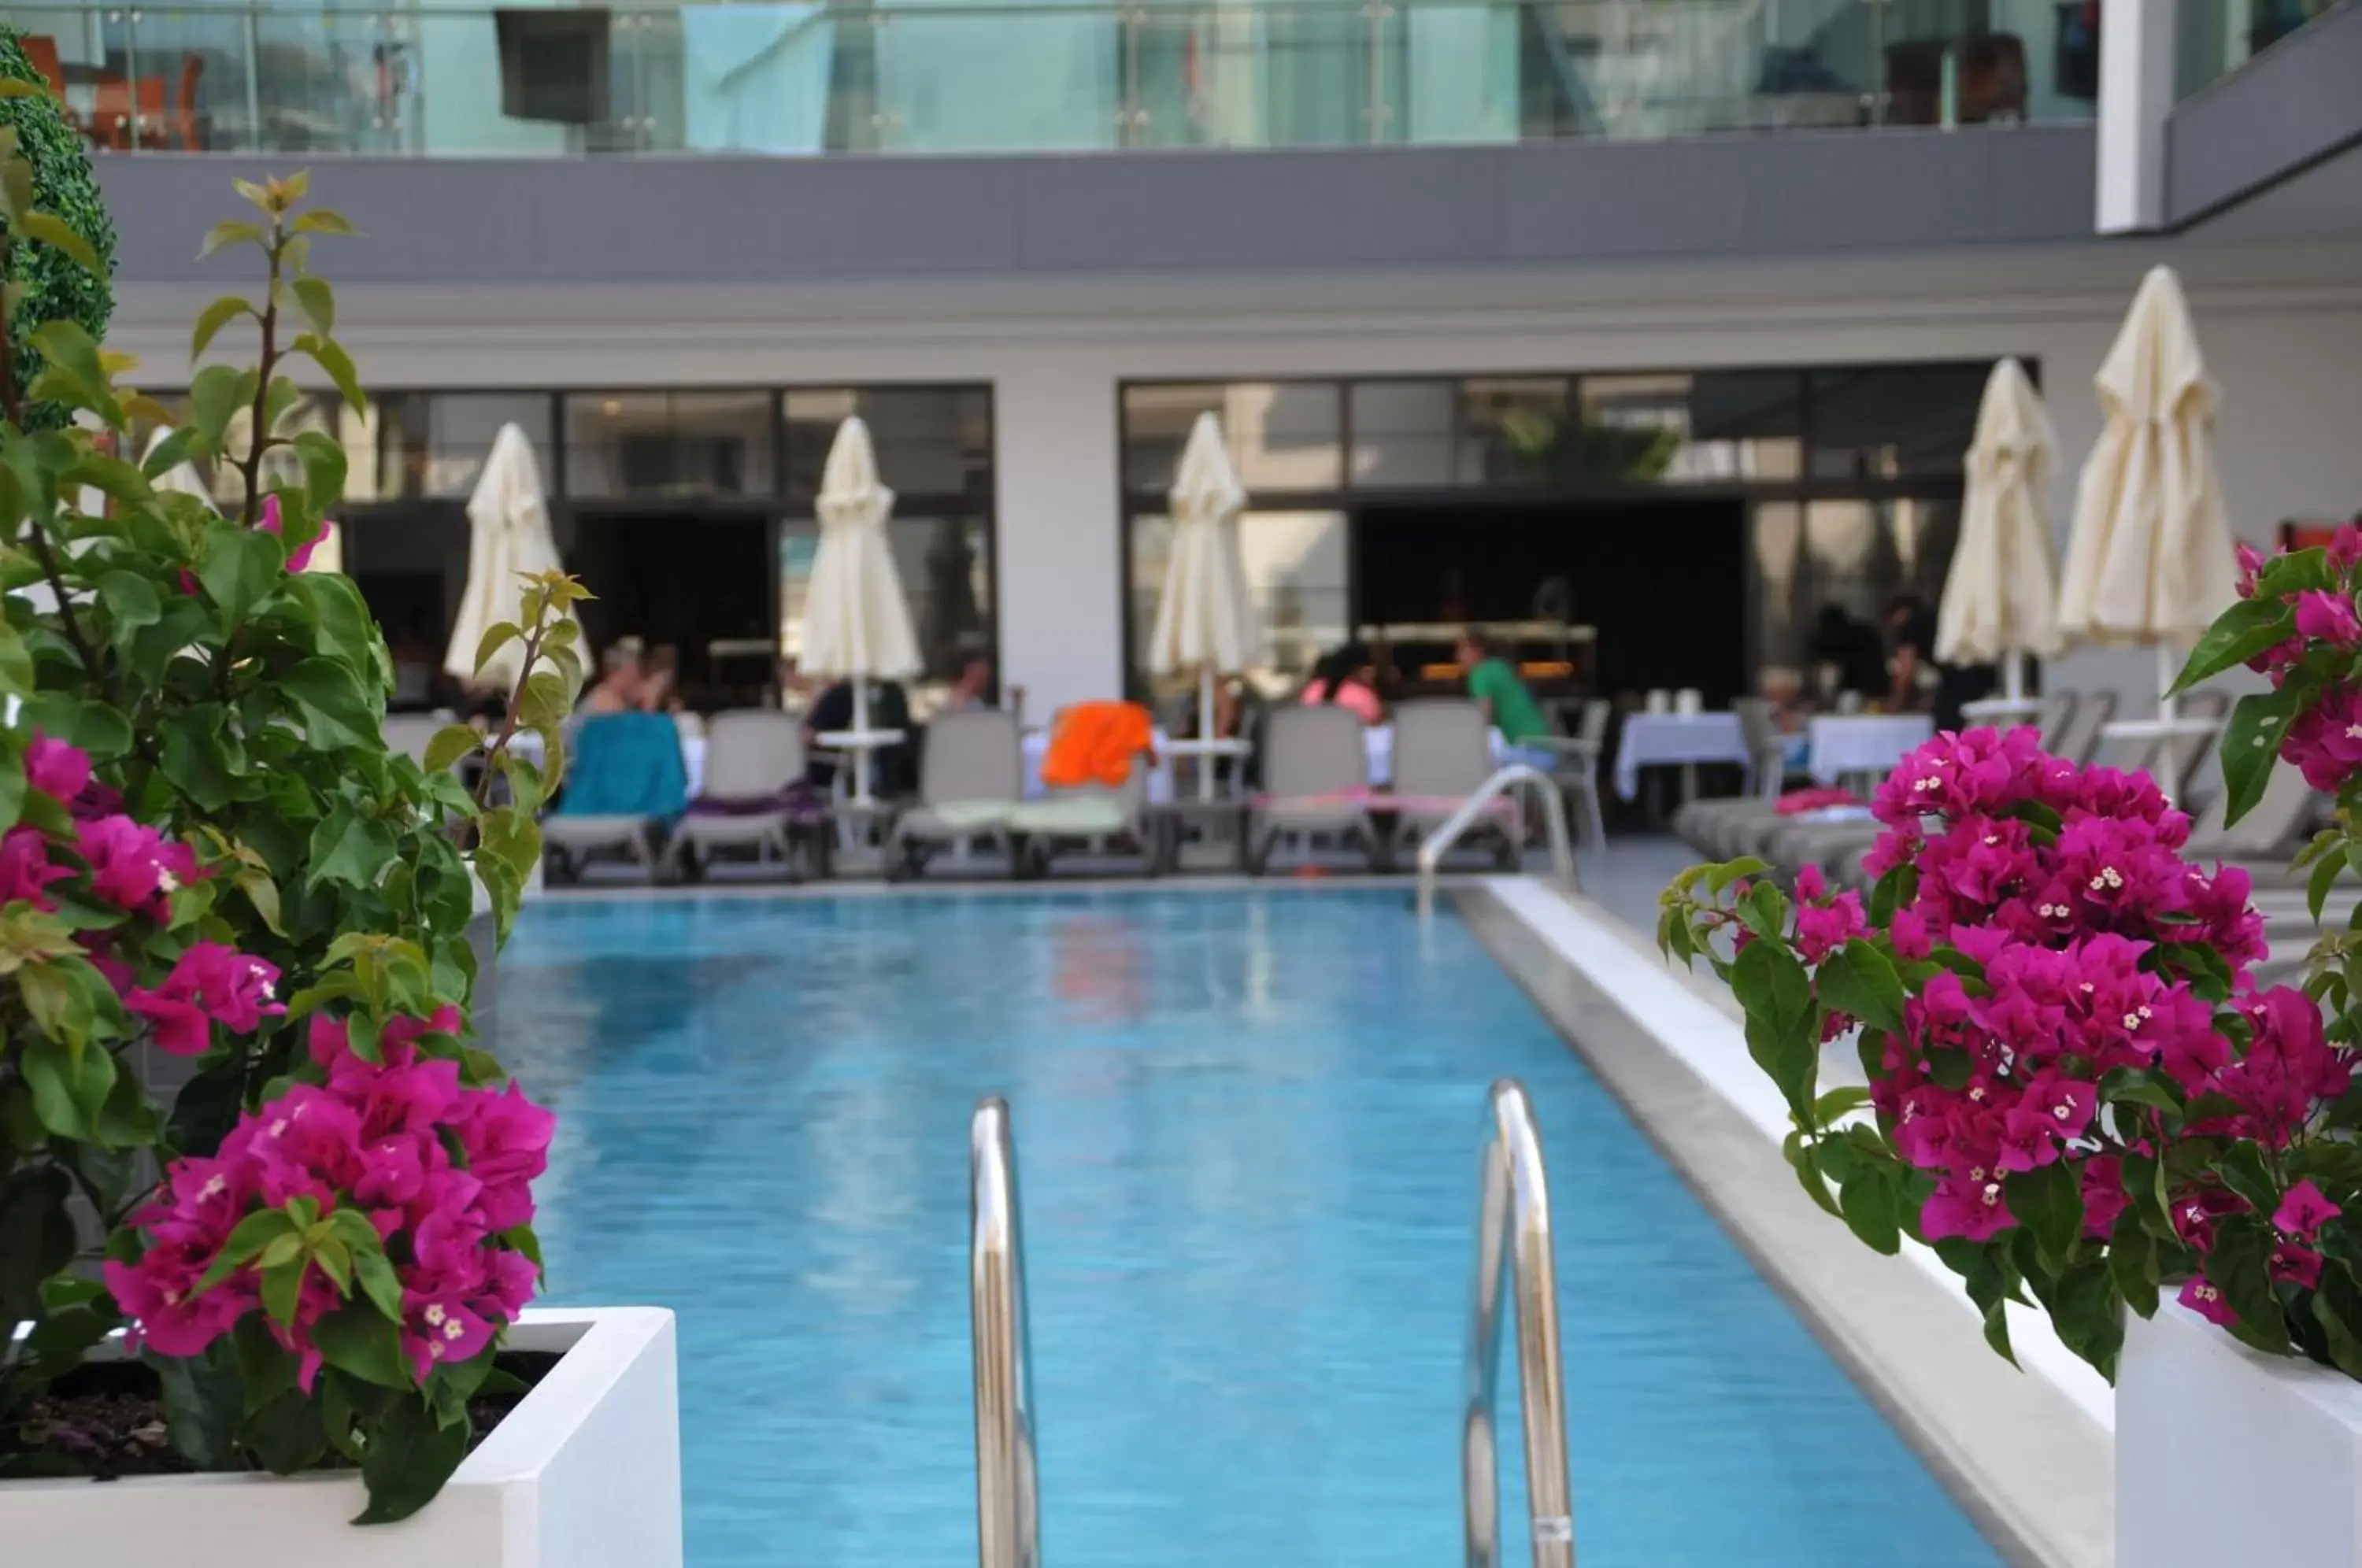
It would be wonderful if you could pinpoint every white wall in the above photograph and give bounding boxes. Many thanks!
[109,237,2362,719]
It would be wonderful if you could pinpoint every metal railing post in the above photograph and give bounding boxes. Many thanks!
[1464,1078,1575,1568]
[1415,761,1579,918]
[972,1096,1042,1568]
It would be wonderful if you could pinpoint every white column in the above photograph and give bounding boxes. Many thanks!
[2096,0,2181,233]
[991,358,1124,722]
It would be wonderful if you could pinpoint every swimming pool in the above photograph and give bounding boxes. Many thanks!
[498,889,1997,1566]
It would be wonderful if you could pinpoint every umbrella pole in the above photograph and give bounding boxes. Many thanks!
[2003,650,2025,708]
[1198,664,1216,804]
[2156,644,2178,725]
[852,678,872,805]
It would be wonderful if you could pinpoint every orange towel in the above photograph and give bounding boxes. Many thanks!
[1041,701,1155,790]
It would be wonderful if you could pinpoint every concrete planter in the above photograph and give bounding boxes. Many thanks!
[2120,1299,2362,1566]
[1,1307,682,1568]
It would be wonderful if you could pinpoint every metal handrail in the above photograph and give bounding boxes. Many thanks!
[1464,1079,1575,1568]
[1416,762,1578,918]
[971,1097,1042,1568]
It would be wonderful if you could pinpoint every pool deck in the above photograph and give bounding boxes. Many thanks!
[1461,874,2113,1568]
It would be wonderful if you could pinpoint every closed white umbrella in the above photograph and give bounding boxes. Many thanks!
[2057,264,2238,719]
[804,416,920,804]
[1938,357,2060,715]
[1148,412,1260,800]
[446,423,568,690]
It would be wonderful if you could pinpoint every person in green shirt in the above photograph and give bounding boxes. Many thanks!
[1457,631,1549,746]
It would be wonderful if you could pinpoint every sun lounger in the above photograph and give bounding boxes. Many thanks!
[1011,760,1160,877]
[665,710,818,880]
[887,709,1024,879]
[1248,705,1383,873]
[1386,698,1519,870]
[543,712,689,884]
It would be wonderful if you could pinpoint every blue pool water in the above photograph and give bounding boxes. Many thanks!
[498,890,1997,1566]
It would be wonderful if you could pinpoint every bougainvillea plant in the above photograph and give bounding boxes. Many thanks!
[1663,666,2356,1379]
[0,90,587,1519]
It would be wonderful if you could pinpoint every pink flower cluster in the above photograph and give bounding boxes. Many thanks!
[106,1008,553,1385]
[1854,729,2337,1312]
[2235,527,2362,790]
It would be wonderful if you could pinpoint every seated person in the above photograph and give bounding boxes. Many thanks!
[1457,630,1549,751]
[804,677,916,796]
[938,656,996,714]
[1299,642,1384,726]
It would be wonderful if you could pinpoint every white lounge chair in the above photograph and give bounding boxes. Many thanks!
[888,709,1024,880]
[1248,706,1381,873]
[666,711,813,880]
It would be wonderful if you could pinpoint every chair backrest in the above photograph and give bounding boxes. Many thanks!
[1261,705,1369,799]
[383,714,447,768]
[701,710,805,801]
[2186,761,2323,864]
[921,708,1022,807]
[2157,690,2231,803]
[1733,696,1777,756]
[2036,690,2079,753]
[2051,690,2116,765]
[1391,698,1492,800]
[1579,697,1610,748]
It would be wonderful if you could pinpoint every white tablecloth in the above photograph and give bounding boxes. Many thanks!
[1807,715,1933,786]
[1615,712,1749,801]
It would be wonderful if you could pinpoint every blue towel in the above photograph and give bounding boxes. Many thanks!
[555,713,689,824]
[681,2,833,153]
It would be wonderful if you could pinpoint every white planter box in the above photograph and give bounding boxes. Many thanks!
[2,1306,680,1568]
[2120,1299,2362,1566]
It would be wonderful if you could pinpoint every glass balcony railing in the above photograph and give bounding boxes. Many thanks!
[2176,0,2353,99]
[2,0,2096,159]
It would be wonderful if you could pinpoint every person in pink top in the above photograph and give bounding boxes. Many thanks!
[1299,642,1384,725]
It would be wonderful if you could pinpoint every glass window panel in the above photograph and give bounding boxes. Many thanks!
[1456,376,1570,486]
[378,393,553,500]
[1786,495,1963,699]
[1349,380,1454,487]
[1580,372,1805,483]
[1128,508,1343,693]
[1809,364,1989,480]
[1122,384,1223,495]
[784,386,990,505]
[565,390,774,499]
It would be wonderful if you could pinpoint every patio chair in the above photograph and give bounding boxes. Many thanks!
[1527,697,1611,848]
[2050,690,2116,766]
[1011,755,1161,878]
[542,712,687,885]
[887,708,1024,880]
[1387,698,1519,870]
[1247,704,1382,873]
[665,710,816,880]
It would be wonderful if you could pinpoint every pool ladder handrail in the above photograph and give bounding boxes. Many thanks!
[1416,763,1579,919]
[1464,1078,1576,1568]
[972,1096,1042,1568]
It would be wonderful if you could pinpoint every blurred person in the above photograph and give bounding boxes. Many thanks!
[1456,629,1548,749]
[1299,642,1383,726]
[1810,605,1886,704]
[1886,594,1994,730]
[581,638,644,716]
[940,656,996,713]
[639,644,683,715]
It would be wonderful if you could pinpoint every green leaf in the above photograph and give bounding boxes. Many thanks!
[2101,1066,2184,1119]
[1703,856,1768,897]
[2109,1223,2161,1319]
[2220,686,2309,828]
[291,208,361,238]
[24,320,115,417]
[353,1243,405,1323]
[261,1259,306,1326]
[291,332,365,416]
[2207,1215,2293,1353]
[161,711,239,811]
[281,656,380,749]
[311,1299,413,1390]
[2256,546,2335,599]
[1812,940,1906,1036]
[21,692,131,761]
[17,211,98,272]
[0,1166,76,1329]
[194,520,283,622]
[2312,1270,2362,1381]
[241,1388,328,1476]
[151,1342,245,1470]
[473,622,521,678]
[20,1034,114,1144]
[187,363,257,457]
[194,1208,298,1296]
[2171,595,2297,694]
[288,276,335,335]
[2312,849,2346,926]
[1837,1166,1901,1256]
[307,804,401,892]
[424,723,482,775]
[198,220,266,260]
[1812,1085,1871,1124]
[168,1061,250,1158]
[357,1396,473,1525]
[2045,1260,2123,1378]
[1734,940,1818,1122]
[96,570,163,647]
[291,429,347,517]
[141,424,201,480]
[2003,1159,2082,1274]
[190,294,256,361]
